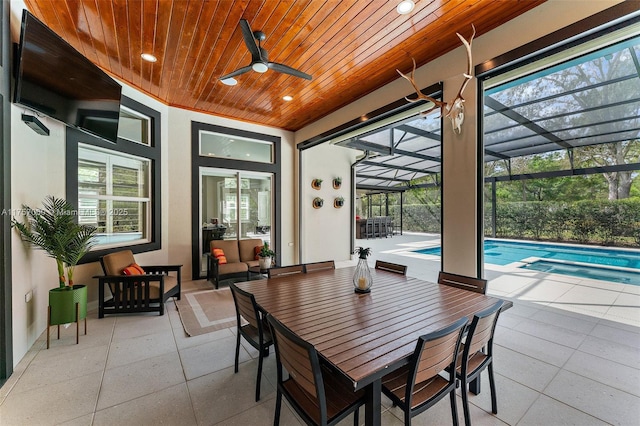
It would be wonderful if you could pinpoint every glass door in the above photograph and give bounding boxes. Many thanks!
[199,168,273,276]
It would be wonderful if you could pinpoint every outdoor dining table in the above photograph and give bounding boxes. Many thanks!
[235,266,510,426]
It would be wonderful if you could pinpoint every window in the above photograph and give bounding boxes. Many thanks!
[118,105,151,145]
[199,130,274,163]
[78,145,151,247]
[66,95,161,261]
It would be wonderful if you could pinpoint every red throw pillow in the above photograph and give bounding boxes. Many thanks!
[254,245,264,260]
[122,263,145,275]
[213,248,227,265]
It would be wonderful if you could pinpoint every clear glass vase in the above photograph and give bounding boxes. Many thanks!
[353,257,372,293]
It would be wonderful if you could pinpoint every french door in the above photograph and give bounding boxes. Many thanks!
[198,168,273,276]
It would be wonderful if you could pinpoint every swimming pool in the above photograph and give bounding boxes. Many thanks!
[416,240,640,284]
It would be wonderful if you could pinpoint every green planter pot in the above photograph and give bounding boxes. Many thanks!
[49,285,87,325]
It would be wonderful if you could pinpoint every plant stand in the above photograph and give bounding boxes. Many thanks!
[47,285,87,349]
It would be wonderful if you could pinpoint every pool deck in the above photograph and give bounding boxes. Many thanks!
[353,232,640,328]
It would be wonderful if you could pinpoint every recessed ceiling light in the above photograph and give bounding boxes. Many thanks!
[396,0,415,14]
[221,78,238,86]
[283,95,293,101]
[141,53,157,62]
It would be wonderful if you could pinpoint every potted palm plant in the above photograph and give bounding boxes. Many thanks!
[12,196,97,330]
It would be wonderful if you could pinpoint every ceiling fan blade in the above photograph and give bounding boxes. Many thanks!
[239,19,262,61]
[219,66,252,80]
[268,62,312,80]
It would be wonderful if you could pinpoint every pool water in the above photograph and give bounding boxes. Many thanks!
[416,240,640,284]
[522,260,639,285]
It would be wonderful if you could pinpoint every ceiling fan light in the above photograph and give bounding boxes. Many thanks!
[396,0,415,14]
[252,62,269,73]
[221,77,238,86]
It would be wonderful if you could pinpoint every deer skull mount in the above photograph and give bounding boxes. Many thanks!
[397,25,475,134]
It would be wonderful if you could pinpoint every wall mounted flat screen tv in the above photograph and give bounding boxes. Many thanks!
[13,10,122,143]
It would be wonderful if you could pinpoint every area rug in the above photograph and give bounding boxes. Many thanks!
[175,287,238,336]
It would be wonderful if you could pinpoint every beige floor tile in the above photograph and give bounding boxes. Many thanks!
[106,329,177,369]
[187,363,276,424]
[491,346,559,392]
[93,382,197,426]
[578,335,640,369]
[543,369,640,425]
[603,292,640,326]
[0,372,102,425]
[495,328,575,367]
[9,344,108,394]
[530,308,598,334]
[563,350,640,397]
[464,371,539,425]
[509,279,575,304]
[57,413,95,426]
[179,334,251,380]
[97,351,186,410]
[589,322,640,348]
[112,312,172,341]
[216,397,303,426]
[517,394,608,426]
[511,317,587,349]
[174,326,234,351]
[551,285,620,316]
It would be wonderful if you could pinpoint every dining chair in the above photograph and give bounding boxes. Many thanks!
[375,260,407,275]
[267,314,366,426]
[456,300,504,426]
[438,271,488,294]
[228,282,273,401]
[304,260,335,273]
[267,264,305,278]
[365,218,375,239]
[381,317,468,426]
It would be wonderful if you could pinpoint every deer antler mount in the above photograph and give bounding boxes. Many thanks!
[397,25,475,134]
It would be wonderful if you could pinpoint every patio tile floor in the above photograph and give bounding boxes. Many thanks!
[0,233,638,425]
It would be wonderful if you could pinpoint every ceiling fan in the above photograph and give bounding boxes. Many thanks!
[219,19,312,84]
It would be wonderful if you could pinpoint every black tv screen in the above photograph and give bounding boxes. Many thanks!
[14,10,122,143]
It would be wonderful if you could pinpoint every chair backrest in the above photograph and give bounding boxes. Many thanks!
[210,239,241,264]
[268,264,305,278]
[438,271,487,294]
[267,314,327,421]
[100,250,136,275]
[238,238,264,262]
[304,260,335,273]
[462,300,504,370]
[229,283,261,330]
[375,260,407,275]
[406,317,468,406]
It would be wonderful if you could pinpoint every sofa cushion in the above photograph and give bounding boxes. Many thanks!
[211,240,241,264]
[245,259,260,268]
[254,245,263,260]
[218,262,249,275]
[239,239,264,262]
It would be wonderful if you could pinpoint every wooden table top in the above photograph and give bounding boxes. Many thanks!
[236,266,506,390]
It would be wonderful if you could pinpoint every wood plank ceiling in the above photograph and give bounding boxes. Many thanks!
[24,0,547,131]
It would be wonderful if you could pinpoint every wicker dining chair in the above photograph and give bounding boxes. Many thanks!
[267,314,366,426]
[455,300,504,426]
[381,317,469,426]
[229,282,273,401]
[438,271,488,294]
[267,264,305,278]
[375,260,407,275]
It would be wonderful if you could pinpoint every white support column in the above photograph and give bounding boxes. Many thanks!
[441,77,480,277]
